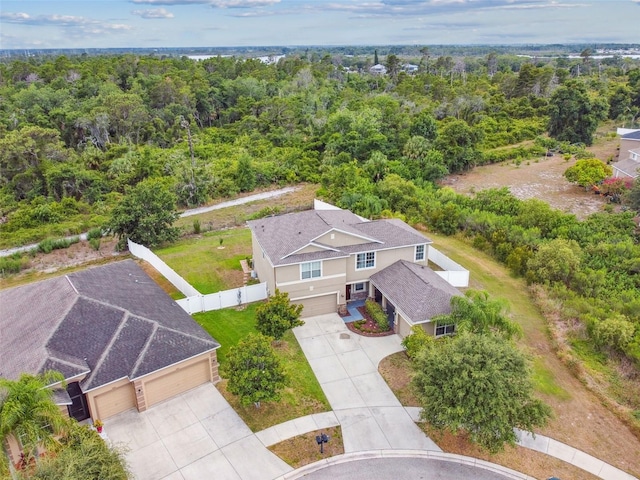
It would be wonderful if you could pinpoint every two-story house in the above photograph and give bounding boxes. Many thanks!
[248,203,462,338]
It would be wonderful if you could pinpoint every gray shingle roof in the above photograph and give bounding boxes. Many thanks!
[248,209,431,266]
[612,158,640,178]
[622,130,640,141]
[0,260,219,392]
[370,260,462,324]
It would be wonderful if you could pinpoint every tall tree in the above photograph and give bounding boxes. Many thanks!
[0,371,68,464]
[412,333,551,453]
[547,80,607,145]
[226,334,286,408]
[107,177,180,248]
[255,289,304,341]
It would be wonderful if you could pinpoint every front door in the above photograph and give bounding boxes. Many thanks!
[67,382,89,421]
[346,284,352,301]
[386,302,396,331]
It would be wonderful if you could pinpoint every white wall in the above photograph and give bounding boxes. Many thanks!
[428,247,469,288]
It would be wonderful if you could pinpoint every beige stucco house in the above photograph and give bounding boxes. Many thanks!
[0,260,220,465]
[247,203,462,339]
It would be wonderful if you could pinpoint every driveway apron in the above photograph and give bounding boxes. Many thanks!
[105,383,292,480]
[293,313,441,453]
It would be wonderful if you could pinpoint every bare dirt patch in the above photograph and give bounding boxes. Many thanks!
[442,136,620,219]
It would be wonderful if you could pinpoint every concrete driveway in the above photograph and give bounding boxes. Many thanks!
[292,313,440,453]
[104,383,292,480]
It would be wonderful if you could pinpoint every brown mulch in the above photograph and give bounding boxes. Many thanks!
[345,306,395,337]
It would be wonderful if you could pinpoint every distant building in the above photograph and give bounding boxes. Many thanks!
[402,63,419,74]
[369,64,387,75]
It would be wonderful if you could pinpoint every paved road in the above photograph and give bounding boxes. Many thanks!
[294,457,520,480]
[0,186,299,257]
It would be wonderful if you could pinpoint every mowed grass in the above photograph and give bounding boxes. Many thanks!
[154,228,252,294]
[193,303,329,431]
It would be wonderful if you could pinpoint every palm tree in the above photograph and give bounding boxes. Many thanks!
[436,289,522,340]
[0,371,69,465]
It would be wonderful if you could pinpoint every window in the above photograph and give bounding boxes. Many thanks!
[356,252,375,270]
[354,282,366,292]
[301,261,321,279]
[435,323,455,337]
[415,244,425,261]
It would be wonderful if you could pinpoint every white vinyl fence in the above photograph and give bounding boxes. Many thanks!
[128,239,267,314]
[428,247,469,288]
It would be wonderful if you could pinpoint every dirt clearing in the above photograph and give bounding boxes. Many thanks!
[442,136,620,219]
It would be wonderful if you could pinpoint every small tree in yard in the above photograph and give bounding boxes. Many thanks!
[226,334,286,408]
[412,333,551,453]
[564,158,613,188]
[255,289,304,341]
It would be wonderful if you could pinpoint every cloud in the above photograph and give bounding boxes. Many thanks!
[0,12,132,34]
[210,0,280,7]
[131,8,175,18]
[130,0,209,4]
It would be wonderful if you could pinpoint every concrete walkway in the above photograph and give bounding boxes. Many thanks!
[291,313,440,453]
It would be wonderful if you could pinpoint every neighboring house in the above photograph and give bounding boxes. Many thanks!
[0,260,220,465]
[613,130,640,179]
[402,63,419,74]
[369,64,387,75]
[248,203,462,338]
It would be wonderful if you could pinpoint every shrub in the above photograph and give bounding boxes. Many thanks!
[365,299,390,331]
[87,228,103,240]
[38,236,80,254]
[193,219,201,235]
[401,325,434,359]
[89,237,101,251]
[592,315,636,352]
[0,254,29,276]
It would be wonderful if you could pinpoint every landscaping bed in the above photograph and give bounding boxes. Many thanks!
[346,306,395,337]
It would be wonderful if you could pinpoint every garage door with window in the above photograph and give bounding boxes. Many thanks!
[144,358,211,407]
[297,294,337,317]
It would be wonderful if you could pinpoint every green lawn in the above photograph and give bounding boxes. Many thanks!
[193,303,330,431]
[154,228,252,294]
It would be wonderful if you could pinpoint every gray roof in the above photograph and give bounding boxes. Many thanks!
[248,210,431,267]
[612,158,640,178]
[622,130,640,141]
[370,260,462,324]
[0,260,219,391]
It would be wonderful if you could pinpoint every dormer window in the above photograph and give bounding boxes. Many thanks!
[415,244,425,261]
[356,252,375,270]
[301,261,321,279]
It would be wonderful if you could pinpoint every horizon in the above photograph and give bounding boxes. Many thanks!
[1,0,639,50]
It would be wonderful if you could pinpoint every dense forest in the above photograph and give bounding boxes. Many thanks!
[1,49,640,423]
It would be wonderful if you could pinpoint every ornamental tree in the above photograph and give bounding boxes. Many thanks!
[255,289,304,341]
[412,333,551,453]
[226,333,286,408]
[564,158,613,188]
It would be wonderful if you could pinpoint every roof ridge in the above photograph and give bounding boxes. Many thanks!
[82,311,129,390]
[38,290,80,375]
[45,347,90,372]
[130,322,159,378]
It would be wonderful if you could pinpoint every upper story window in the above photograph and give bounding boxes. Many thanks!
[415,244,426,261]
[301,261,321,279]
[356,251,375,270]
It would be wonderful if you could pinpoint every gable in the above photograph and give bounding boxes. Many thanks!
[315,229,374,247]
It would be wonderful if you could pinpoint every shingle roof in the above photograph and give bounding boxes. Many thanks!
[622,130,640,141]
[0,260,219,392]
[370,260,462,324]
[248,210,431,267]
[612,158,640,178]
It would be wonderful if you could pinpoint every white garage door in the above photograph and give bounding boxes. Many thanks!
[93,383,136,419]
[145,359,211,407]
[297,294,337,317]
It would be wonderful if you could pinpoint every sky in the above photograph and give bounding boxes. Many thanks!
[0,0,639,50]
